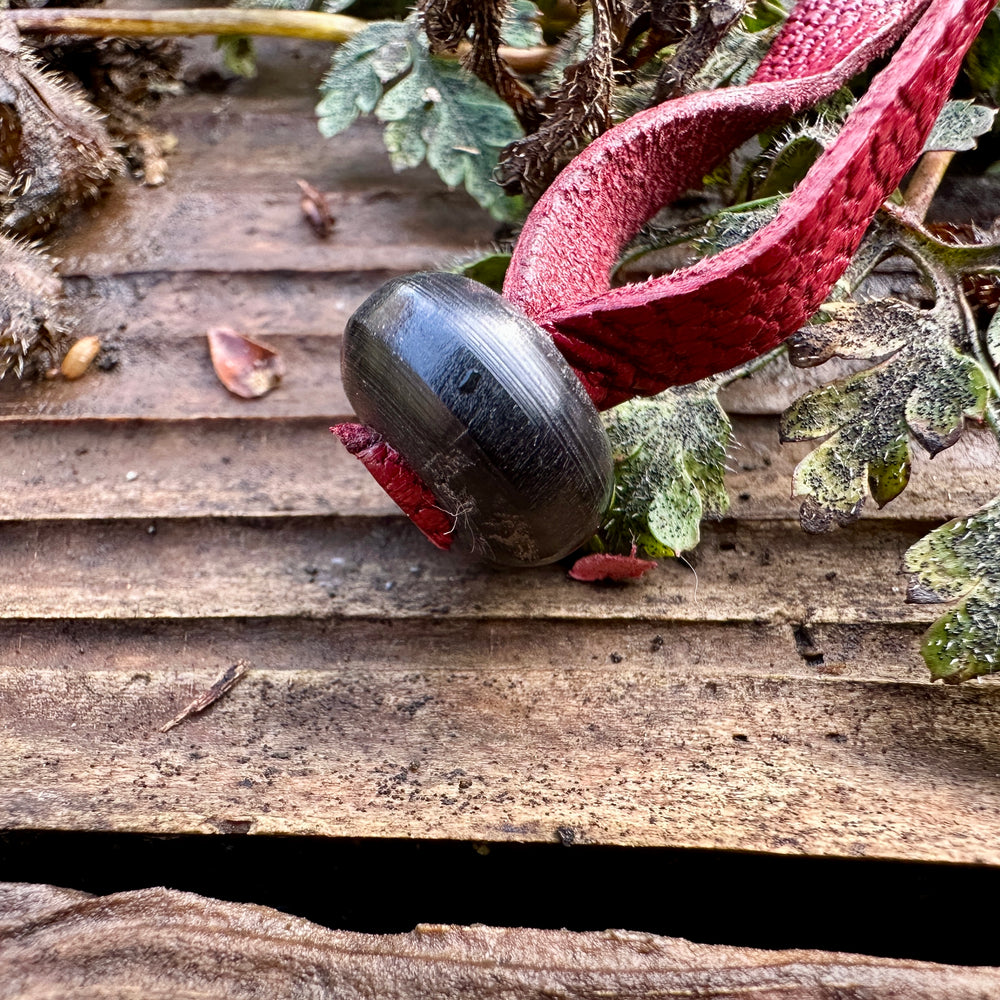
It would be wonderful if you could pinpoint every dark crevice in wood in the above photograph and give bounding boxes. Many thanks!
[1,831,998,967]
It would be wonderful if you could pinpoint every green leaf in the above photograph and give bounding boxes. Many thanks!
[781,298,990,531]
[923,99,997,153]
[696,197,783,256]
[733,100,847,202]
[502,0,543,49]
[316,19,524,220]
[453,252,512,293]
[219,0,356,72]
[786,300,913,367]
[965,8,1000,104]
[374,45,525,220]
[600,382,731,558]
[867,431,911,508]
[742,0,790,32]
[316,19,415,138]
[752,134,824,198]
[986,304,1000,371]
[903,495,1000,682]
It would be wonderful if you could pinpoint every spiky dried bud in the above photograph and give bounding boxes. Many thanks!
[23,32,183,186]
[0,233,66,378]
[0,21,122,235]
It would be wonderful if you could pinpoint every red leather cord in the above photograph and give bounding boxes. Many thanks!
[333,423,454,549]
[504,0,995,409]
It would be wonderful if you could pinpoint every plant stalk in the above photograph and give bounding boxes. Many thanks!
[3,7,366,42]
[901,149,956,223]
[2,7,555,73]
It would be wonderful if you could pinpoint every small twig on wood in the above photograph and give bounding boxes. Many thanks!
[159,660,250,733]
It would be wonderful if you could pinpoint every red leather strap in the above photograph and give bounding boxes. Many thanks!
[332,423,454,549]
[504,0,994,409]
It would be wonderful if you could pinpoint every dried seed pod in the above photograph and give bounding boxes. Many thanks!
[339,272,614,567]
[0,22,122,235]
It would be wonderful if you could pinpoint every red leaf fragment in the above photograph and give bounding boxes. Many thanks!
[333,423,453,550]
[569,550,657,582]
[207,327,284,399]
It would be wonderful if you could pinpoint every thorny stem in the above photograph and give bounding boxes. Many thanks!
[2,7,555,74]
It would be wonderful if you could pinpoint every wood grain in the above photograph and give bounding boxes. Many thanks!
[0,416,993,520]
[0,516,948,624]
[0,32,998,869]
[3,609,1000,859]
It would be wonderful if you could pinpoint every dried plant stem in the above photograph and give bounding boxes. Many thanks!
[902,149,956,223]
[4,7,367,42]
[2,7,555,73]
[158,660,250,733]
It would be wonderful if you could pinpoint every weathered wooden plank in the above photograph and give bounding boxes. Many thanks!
[0,414,993,522]
[1,616,998,859]
[0,516,945,625]
[4,884,1000,999]
[0,321,925,423]
[0,617,932,684]
[0,334,350,421]
[0,417,352,518]
[49,99,499,277]
[1,24,997,880]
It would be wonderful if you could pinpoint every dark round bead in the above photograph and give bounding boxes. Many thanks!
[341,272,614,566]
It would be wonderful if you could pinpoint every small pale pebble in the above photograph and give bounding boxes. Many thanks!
[125,470,139,481]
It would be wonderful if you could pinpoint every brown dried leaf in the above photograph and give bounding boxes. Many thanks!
[297,178,335,239]
[207,327,285,399]
[2,883,1000,999]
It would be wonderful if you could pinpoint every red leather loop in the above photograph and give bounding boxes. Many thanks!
[504,0,995,409]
